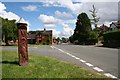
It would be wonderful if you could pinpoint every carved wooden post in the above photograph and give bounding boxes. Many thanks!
[17,23,28,66]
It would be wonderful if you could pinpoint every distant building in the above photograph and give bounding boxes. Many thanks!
[110,21,120,30]
[27,28,54,45]
[99,24,109,32]
[53,37,57,44]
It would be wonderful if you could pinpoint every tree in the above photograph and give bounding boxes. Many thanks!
[61,37,68,43]
[73,13,92,44]
[56,37,61,43]
[77,13,92,32]
[2,17,17,45]
[69,35,74,43]
[89,5,100,28]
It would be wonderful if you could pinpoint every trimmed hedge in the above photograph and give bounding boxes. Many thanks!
[103,30,120,47]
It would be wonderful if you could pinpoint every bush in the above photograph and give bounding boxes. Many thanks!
[74,40,79,45]
[103,30,120,47]
[98,36,103,42]
[69,35,74,43]
[88,31,98,45]
[78,31,98,45]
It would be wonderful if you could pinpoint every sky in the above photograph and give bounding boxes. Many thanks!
[0,0,119,38]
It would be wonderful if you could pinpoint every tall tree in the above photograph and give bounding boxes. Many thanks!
[73,13,92,44]
[89,5,100,28]
[2,17,17,45]
[77,13,92,32]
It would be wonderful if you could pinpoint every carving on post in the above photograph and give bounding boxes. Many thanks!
[17,23,28,66]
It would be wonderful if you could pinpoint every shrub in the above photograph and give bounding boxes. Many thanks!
[84,32,98,45]
[69,35,74,43]
[74,40,79,45]
[78,31,98,45]
[103,30,120,47]
[98,36,104,42]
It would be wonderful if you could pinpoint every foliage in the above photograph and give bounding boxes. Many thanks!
[69,35,74,43]
[71,13,98,45]
[47,35,51,45]
[56,37,61,43]
[2,50,106,78]
[1,17,17,45]
[89,5,100,28]
[69,12,99,45]
[87,31,98,45]
[75,13,92,33]
[98,36,104,42]
[61,37,69,43]
[103,30,120,47]
[78,31,98,45]
[73,13,92,43]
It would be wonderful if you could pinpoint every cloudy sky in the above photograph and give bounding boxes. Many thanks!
[0,0,119,38]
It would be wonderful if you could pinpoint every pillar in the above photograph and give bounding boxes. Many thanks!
[17,23,28,66]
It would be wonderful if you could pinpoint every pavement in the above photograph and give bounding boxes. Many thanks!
[2,44,119,79]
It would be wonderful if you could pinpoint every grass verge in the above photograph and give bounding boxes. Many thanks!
[2,50,107,78]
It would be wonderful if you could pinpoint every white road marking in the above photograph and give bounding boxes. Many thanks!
[50,46,54,48]
[65,52,70,55]
[79,59,86,63]
[58,49,65,53]
[75,57,80,60]
[93,67,103,72]
[85,63,94,67]
[52,46,118,79]
[58,49,62,51]
[67,53,73,56]
[104,73,117,78]
[71,55,76,58]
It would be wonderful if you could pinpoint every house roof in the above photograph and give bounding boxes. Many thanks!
[28,29,52,39]
[100,24,109,29]
[111,21,120,28]
[27,33,36,39]
[36,30,52,36]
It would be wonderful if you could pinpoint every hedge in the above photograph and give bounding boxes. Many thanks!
[103,30,120,47]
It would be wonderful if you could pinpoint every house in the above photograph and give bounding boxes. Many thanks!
[110,21,120,30]
[99,24,109,32]
[53,37,57,44]
[27,34,36,44]
[28,28,53,45]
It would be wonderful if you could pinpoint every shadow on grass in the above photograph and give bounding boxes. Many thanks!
[1,61,18,65]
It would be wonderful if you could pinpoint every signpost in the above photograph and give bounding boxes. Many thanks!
[17,22,28,66]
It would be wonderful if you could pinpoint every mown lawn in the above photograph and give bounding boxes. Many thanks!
[2,50,107,78]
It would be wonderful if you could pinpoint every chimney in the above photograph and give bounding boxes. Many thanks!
[44,28,46,31]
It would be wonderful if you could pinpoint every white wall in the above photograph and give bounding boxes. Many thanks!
[110,24,117,30]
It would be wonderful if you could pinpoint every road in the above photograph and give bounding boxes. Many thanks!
[2,44,119,78]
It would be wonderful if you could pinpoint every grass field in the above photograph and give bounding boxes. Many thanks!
[1,50,107,78]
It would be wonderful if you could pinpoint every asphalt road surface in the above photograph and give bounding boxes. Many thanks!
[2,44,119,78]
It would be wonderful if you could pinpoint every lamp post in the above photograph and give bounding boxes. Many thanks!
[16,19,28,66]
